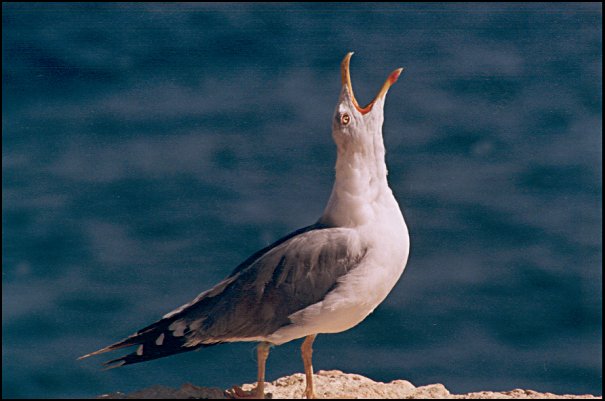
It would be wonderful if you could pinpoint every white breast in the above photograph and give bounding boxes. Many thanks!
[266,192,409,345]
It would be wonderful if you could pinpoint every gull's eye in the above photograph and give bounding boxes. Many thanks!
[340,113,351,126]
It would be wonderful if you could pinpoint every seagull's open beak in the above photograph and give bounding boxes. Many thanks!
[341,52,404,115]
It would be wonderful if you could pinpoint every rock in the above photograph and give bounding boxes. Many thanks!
[97,370,602,399]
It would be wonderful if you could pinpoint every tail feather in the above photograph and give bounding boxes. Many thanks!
[79,317,211,367]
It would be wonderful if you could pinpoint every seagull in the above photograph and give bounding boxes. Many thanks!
[79,52,410,399]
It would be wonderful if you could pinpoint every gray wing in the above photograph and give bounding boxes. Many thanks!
[81,223,367,368]
[179,224,367,344]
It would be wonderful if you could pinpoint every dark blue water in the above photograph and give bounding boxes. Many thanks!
[2,3,602,398]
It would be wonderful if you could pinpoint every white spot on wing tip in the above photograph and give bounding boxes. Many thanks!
[136,345,144,356]
[156,333,165,346]
[169,320,187,337]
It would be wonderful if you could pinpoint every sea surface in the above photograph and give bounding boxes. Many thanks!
[2,3,602,398]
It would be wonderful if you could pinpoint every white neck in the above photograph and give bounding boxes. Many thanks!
[319,130,393,227]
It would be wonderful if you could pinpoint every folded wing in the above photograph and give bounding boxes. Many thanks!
[80,223,367,368]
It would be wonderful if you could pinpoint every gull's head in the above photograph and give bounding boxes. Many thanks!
[333,52,403,151]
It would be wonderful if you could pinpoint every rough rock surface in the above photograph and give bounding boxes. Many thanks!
[98,370,602,399]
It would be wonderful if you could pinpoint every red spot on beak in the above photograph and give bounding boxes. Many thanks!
[389,69,403,85]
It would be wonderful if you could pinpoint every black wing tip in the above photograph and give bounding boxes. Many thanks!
[102,359,127,371]
[99,348,141,370]
[77,336,138,361]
